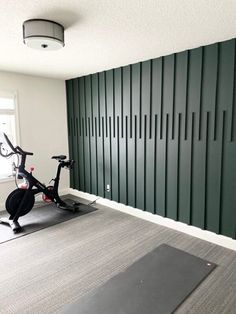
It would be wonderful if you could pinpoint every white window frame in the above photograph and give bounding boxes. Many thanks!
[0,90,20,182]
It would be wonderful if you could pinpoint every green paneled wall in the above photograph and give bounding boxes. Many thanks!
[66,38,236,239]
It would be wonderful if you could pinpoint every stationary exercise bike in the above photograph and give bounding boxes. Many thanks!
[0,132,80,233]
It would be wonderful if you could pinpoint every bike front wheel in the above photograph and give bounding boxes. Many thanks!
[5,189,35,217]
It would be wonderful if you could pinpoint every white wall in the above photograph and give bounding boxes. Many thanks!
[0,71,69,206]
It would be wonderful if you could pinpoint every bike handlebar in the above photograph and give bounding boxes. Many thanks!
[4,132,16,152]
[0,132,33,158]
[16,146,33,156]
[0,144,15,157]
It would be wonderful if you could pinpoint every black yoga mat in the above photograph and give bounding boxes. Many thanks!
[62,244,216,314]
[0,200,96,244]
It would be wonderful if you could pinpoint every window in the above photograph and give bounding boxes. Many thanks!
[0,92,19,180]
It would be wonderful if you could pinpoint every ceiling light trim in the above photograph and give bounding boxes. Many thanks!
[23,19,65,51]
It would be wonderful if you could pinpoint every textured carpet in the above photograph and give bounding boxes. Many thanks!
[0,198,235,314]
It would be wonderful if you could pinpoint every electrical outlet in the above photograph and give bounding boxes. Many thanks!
[106,184,110,192]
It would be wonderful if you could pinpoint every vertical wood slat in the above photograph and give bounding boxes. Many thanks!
[66,38,236,239]
[213,43,220,141]
[129,65,133,138]
[149,60,153,139]
[189,112,195,224]
[184,50,190,140]
[136,115,145,210]
[109,117,113,200]
[72,78,80,189]
[230,39,236,141]
[204,112,210,230]
[111,116,118,202]
[139,63,142,139]
[160,57,164,140]
[90,75,94,136]
[83,77,88,137]
[66,80,74,187]
[117,116,120,203]
[134,115,137,208]
[88,118,92,193]
[121,67,124,138]
[154,114,158,214]
[90,117,97,195]
[95,117,98,195]
[166,112,178,220]
[172,54,176,140]
[75,117,80,189]
[176,113,182,221]
[221,111,236,238]
[219,111,226,234]
[119,112,127,204]
[83,117,90,193]
[164,114,169,217]
[127,114,135,207]
[144,115,147,210]
[113,69,116,137]
[102,117,105,198]
[97,73,101,137]
[125,116,129,204]
[198,47,204,140]
[96,115,104,197]
[145,114,155,214]
[83,118,87,191]
[104,72,108,137]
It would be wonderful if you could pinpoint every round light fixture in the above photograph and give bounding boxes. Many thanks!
[23,19,64,51]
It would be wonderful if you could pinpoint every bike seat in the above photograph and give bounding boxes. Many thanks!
[52,155,67,161]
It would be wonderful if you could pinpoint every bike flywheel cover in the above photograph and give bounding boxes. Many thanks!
[5,189,35,217]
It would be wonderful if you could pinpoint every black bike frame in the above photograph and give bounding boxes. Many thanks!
[0,132,70,208]
[17,160,64,204]
[0,132,78,232]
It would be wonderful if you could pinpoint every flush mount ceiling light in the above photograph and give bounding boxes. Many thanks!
[23,19,64,51]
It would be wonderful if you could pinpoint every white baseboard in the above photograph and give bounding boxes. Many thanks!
[59,188,71,196]
[68,188,236,251]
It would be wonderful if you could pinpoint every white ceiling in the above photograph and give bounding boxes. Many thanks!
[0,0,235,80]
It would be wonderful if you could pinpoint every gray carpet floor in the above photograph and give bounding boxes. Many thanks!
[0,197,235,314]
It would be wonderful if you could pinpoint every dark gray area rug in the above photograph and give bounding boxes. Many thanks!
[62,244,216,314]
[0,200,96,244]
